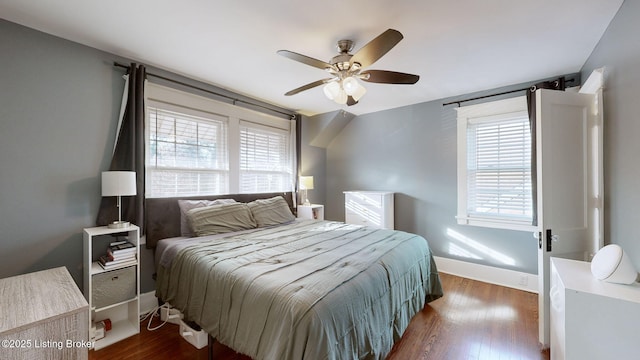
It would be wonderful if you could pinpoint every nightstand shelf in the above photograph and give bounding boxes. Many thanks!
[83,225,140,350]
[297,204,324,220]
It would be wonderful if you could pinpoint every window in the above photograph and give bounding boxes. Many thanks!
[147,106,228,197]
[145,83,294,198]
[239,122,291,193]
[456,96,535,231]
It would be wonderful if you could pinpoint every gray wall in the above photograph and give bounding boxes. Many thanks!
[581,0,640,269]
[0,21,165,293]
[324,90,540,274]
[300,115,326,206]
[0,19,132,289]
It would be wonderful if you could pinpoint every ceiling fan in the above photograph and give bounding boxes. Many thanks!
[277,29,420,106]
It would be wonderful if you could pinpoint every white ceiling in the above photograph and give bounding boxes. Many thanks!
[0,0,623,116]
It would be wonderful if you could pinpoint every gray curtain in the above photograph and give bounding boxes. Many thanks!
[526,77,565,227]
[96,63,146,232]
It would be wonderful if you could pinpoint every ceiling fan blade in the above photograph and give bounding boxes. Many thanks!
[277,50,333,70]
[346,96,358,106]
[284,78,332,96]
[350,29,403,68]
[361,70,420,84]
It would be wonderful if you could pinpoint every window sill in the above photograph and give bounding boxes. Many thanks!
[456,216,537,233]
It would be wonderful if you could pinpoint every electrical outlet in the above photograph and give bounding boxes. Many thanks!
[518,275,529,287]
[161,307,183,324]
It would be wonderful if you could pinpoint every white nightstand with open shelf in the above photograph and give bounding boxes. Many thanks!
[297,204,324,220]
[83,225,140,350]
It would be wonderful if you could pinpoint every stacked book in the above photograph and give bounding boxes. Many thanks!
[98,241,137,269]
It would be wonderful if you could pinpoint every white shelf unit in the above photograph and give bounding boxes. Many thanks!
[297,204,324,220]
[344,191,394,229]
[550,257,640,360]
[83,225,140,350]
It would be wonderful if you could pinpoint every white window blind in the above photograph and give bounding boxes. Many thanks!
[239,122,292,193]
[466,115,532,220]
[147,106,229,197]
[456,96,535,231]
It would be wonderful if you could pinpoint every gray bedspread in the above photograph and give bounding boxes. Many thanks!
[156,219,442,360]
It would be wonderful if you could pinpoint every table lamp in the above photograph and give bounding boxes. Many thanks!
[299,176,314,206]
[102,171,136,229]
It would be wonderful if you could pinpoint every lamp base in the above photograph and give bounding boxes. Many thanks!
[107,221,130,229]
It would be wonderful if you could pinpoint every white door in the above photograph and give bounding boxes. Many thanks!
[536,89,598,347]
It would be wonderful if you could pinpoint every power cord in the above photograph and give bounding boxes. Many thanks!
[140,303,176,331]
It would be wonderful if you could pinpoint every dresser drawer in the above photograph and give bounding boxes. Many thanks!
[345,192,383,207]
[345,210,382,227]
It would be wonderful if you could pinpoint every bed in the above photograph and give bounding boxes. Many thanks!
[147,192,443,360]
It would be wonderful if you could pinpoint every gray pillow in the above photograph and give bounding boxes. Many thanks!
[187,202,257,236]
[178,199,236,237]
[247,196,295,227]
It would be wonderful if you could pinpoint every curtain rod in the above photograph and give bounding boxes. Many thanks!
[442,77,576,107]
[114,62,296,119]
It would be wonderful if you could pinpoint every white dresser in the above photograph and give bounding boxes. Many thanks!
[344,191,394,229]
[550,257,640,360]
[0,267,89,360]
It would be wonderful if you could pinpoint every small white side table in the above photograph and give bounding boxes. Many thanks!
[297,204,324,220]
[83,224,140,349]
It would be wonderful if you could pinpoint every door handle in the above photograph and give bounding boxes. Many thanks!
[534,231,543,249]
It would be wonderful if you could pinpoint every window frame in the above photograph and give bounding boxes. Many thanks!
[145,82,294,198]
[456,96,537,232]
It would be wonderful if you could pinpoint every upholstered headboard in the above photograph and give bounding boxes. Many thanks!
[145,192,294,248]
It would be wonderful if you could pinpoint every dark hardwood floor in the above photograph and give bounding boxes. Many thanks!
[89,273,549,360]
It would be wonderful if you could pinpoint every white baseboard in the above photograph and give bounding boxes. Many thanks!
[140,291,159,315]
[434,256,538,293]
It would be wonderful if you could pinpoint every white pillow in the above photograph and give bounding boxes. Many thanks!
[178,199,236,237]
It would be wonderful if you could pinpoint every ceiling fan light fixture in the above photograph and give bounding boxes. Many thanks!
[279,29,418,106]
[352,84,367,101]
[342,76,360,95]
[335,89,348,104]
[323,81,341,100]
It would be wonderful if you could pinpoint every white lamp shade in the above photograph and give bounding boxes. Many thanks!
[591,244,638,284]
[323,81,341,100]
[299,176,314,190]
[352,83,367,101]
[335,90,348,104]
[102,171,137,196]
[342,77,359,95]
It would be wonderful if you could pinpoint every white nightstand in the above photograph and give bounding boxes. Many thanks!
[297,204,324,220]
[83,225,140,350]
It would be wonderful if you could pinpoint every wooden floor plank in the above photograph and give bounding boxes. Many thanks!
[89,273,549,360]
